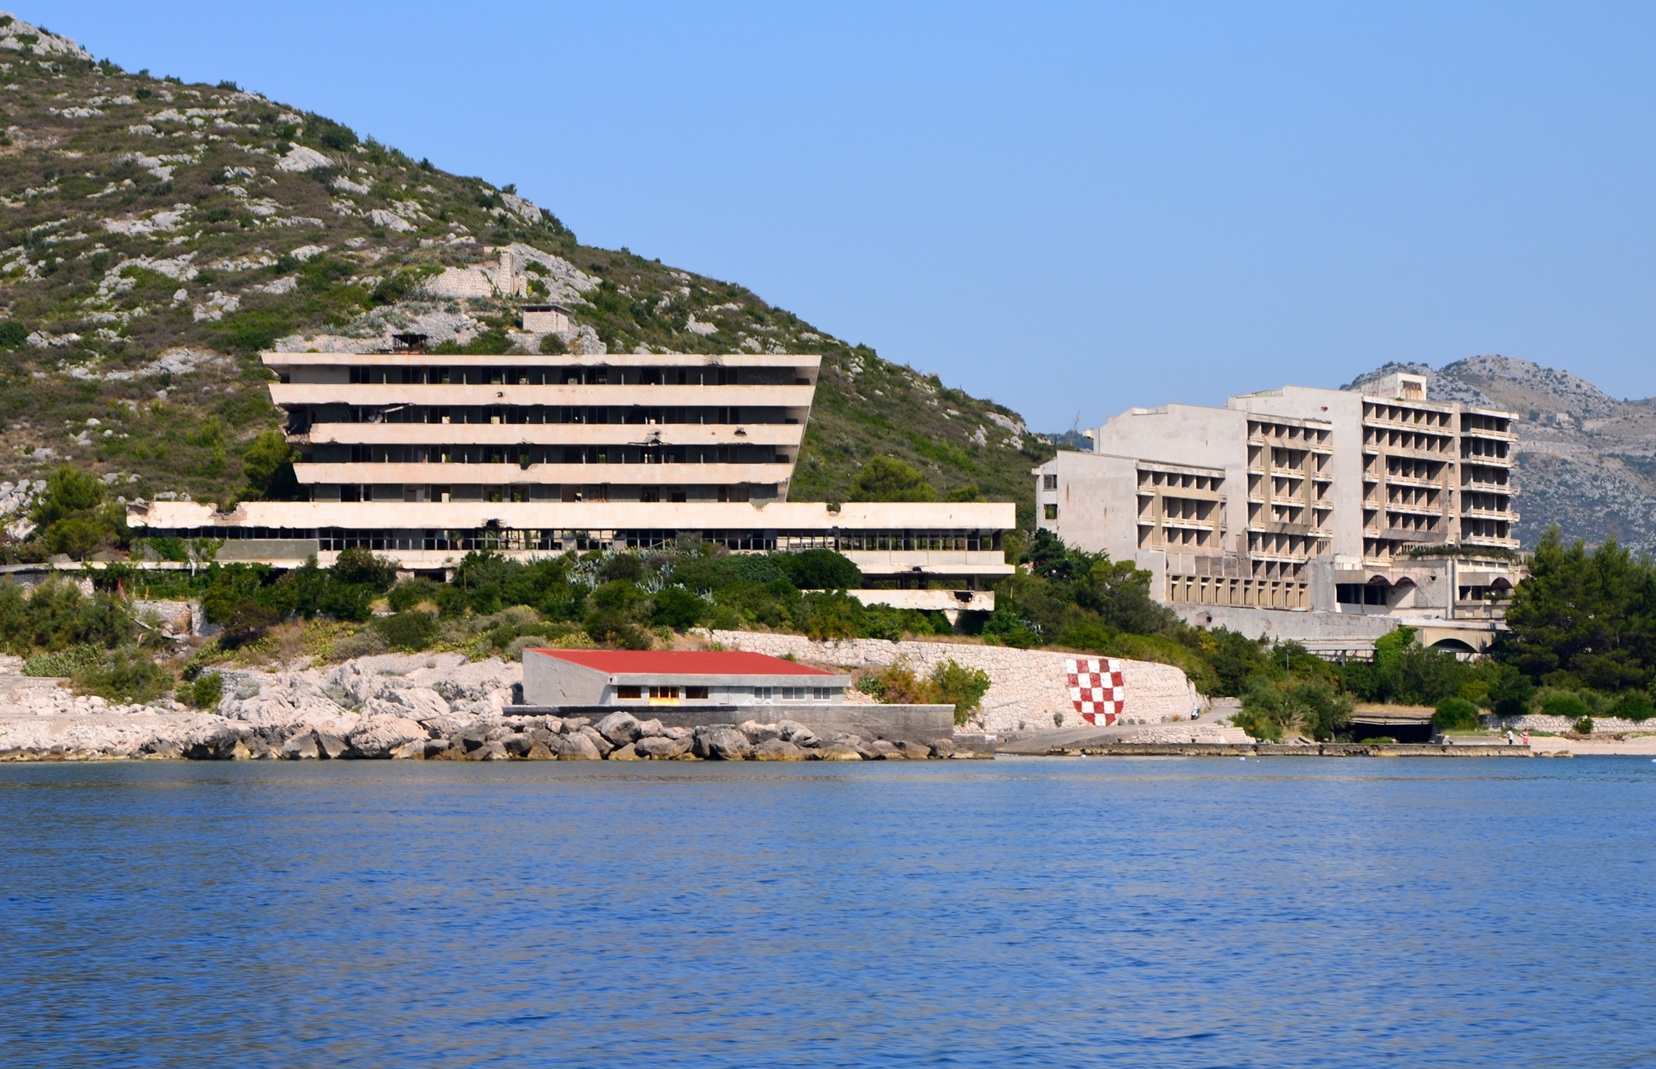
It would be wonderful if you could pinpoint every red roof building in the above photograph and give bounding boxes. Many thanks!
[522,647,851,710]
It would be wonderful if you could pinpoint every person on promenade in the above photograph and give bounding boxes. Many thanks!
[1506,729,1516,746]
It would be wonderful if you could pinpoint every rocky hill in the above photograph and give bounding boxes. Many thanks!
[0,14,1048,534]
[1345,355,1656,555]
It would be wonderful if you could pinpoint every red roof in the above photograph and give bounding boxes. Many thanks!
[525,648,833,676]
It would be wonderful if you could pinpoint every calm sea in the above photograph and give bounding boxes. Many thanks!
[1,758,1651,1068]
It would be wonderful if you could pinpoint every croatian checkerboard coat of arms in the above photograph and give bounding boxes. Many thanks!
[1067,657,1125,725]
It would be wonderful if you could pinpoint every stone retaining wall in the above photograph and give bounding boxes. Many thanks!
[1490,714,1654,735]
[703,631,1201,734]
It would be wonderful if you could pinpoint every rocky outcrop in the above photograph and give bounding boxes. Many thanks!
[0,649,975,761]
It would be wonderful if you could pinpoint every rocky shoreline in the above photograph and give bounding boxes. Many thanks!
[0,652,981,762]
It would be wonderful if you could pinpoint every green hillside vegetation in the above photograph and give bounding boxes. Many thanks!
[0,16,1046,525]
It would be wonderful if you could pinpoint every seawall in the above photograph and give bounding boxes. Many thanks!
[703,630,1202,733]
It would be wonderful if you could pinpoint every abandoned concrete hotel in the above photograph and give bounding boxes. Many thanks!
[127,341,1013,614]
[1034,372,1521,653]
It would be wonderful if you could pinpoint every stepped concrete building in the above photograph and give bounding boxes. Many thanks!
[128,347,1012,613]
[1034,373,1521,654]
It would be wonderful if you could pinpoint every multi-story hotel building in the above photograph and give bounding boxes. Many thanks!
[1034,373,1521,652]
[127,346,1013,613]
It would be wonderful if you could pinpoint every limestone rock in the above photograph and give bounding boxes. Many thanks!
[895,740,933,761]
[553,732,602,760]
[777,720,817,747]
[607,742,640,761]
[282,734,319,760]
[739,720,780,745]
[816,743,864,761]
[315,732,351,759]
[635,735,692,759]
[348,714,428,758]
[634,718,663,739]
[752,739,806,761]
[693,726,751,761]
[869,740,901,760]
[595,711,640,746]
[577,725,613,756]
[929,738,958,759]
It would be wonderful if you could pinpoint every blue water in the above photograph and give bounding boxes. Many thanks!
[1,758,1652,1068]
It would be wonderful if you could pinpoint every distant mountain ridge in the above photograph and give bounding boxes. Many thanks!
[1345,356,1656,554]
[0,13,1048,532]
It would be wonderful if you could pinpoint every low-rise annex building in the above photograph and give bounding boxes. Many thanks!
[523,648,850,708]
[521,647,954,744]
[1034,372,1522,655]
[127,344,1013,614]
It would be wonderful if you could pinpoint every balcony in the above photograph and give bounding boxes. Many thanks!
[292,461,791,486]
[271,383,817,409]
[299,422,806,448]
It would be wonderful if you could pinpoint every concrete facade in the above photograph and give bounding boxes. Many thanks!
[1035,373,1521,652]
[127,346,1016,608]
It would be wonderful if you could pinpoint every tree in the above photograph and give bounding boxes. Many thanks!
[1500,528,1656,691]
[848,457,937,502]
[782,548,861,590]
[241,430,300,501]
[31,467,123,560]
[33,467,107,529]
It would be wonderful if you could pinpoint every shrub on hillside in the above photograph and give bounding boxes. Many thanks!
[858,658,991,725]
[21,644,101,678]
[71,648,173,705]
[329,628,389,661]
[185,671,224,710]
[372,610,438,652]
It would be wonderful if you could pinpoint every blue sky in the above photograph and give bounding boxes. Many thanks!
[32,1,1656,428]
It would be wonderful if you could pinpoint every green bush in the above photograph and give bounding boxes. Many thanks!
[373,611,438,652]
[538,333,567,354]
[781,549,861,590]
[1613,691,1655,722]
[1241,676,1353,741]
[22,644,101,677]
[1573,716,1595,736]
[72,648,174,705]
[329,628,389,661]
[387,578,443,613]
[651,587,708,630]
[857,658,990,726]
[1432,696,1481,732]
[189,672,224,710]
[1539,690,1591,722]
[0,318,29,350]
[931,660,991,726]
[848,456,938,502]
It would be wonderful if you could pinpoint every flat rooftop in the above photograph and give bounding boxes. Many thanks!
[526,649,832,676]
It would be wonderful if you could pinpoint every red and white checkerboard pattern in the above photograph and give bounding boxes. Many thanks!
[1067,657,1125,725]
